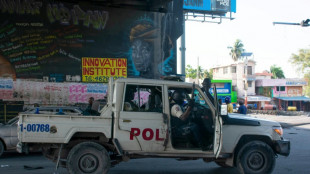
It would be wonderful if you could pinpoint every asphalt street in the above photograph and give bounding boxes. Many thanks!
[0,114,309,174]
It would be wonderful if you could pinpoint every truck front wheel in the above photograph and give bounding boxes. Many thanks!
[67,142,110,174]
[236,141,275,174]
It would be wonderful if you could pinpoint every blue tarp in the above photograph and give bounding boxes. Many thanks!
[274,96,310,102]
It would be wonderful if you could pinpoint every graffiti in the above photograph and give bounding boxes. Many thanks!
[69,83,107,103]
[47,3,109,30]
[1,78,107,105]
[0,0,42,15]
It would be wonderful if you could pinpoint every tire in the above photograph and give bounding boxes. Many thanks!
[66,142,110,174]
[0,141,4,157]
[215,161,232,168]
[236,141,275,174]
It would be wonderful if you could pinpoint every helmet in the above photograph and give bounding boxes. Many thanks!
[224,97,231,104]
[172,90,185,104]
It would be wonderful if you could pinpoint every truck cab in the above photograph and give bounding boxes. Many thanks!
[112,78,222,157]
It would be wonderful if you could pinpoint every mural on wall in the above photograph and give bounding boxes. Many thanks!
[0,0,181,82]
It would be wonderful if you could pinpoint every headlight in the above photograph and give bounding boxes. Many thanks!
[273,126,283,136]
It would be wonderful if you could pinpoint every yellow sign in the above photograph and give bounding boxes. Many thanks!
[82,57,127,82]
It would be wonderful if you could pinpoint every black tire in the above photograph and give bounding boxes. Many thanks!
[236,141,275,174]
[0,141,4,157]
[215,161,232,168]
[66,142,110,174]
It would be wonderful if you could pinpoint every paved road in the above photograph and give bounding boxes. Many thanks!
[0,115,309,174]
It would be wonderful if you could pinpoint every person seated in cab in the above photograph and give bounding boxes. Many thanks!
[170,89,208,150]
[124,86,138,111]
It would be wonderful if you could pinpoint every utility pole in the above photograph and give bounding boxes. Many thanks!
[196,57,200,85]
[241,52,253,106]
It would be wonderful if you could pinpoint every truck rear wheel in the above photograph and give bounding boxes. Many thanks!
[67,142,110,174]
[236,141,275,174]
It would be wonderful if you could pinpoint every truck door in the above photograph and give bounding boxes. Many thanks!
[212,85,223,158]
[117,84,167,152]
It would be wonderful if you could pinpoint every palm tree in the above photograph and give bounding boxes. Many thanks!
[229,39,245,61]
[270,65,285,79]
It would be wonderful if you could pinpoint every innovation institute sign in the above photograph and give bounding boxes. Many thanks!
[82,57,127,83]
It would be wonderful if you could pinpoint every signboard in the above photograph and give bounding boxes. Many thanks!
[82,58,127,83]
[209,82,231,94]
[0,78,13,100]
[183,0,236,13]
[183,0,211,11]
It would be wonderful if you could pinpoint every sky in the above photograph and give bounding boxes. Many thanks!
[184,0,310,78]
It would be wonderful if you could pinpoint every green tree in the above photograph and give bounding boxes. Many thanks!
[185,65,197,79]
[229,39,245,61]
[203,68,213,79]
[270,65,285,79]
[290,48,310,96]
[185,65,206,79]
[290,48,310,72]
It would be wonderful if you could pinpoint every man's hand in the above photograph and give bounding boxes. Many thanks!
[188,99,195,107]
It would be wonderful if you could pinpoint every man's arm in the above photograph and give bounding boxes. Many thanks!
[179,106,192,121]
[179,99,195,121]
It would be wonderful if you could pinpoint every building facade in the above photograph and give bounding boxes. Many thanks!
[256,78,309,111]
[212,59,256,98]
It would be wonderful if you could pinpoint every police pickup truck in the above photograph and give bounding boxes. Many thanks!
[17,78,290,174]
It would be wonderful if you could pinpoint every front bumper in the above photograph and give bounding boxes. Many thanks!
[274,139,290,156]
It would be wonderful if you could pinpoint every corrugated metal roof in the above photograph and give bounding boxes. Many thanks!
[274,96,310,101]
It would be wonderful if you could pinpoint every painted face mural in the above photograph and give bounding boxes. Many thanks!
[131,39,152,72]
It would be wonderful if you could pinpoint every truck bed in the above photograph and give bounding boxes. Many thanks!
[18,113,112,144]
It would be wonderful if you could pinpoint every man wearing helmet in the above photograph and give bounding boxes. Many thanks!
[225,97,233,113]
[170,89,206,150]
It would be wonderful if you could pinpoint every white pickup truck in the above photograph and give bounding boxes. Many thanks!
[17,78,290,174]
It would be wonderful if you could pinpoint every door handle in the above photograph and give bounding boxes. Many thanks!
[123,119,131,123]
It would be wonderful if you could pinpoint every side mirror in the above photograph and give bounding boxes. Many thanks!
[220,104,228,116]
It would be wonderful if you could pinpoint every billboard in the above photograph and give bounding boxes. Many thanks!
[183,0,236,13]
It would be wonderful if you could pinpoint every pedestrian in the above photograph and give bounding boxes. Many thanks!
[238,100,247,114]
[225,97,233,113]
